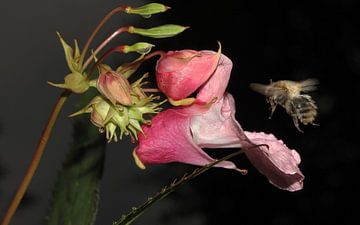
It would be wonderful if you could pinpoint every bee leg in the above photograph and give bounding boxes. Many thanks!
[291,115,303,133]
[311,121,320,127]
[267,98,277,119]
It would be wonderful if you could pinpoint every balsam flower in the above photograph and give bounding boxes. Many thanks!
[134,52,304,191]
[155,48,221,105]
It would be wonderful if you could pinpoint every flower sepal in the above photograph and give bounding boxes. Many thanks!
[47,72,90,94]
[57,32,82,73]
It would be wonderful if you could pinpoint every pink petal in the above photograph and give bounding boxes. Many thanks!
[196,54,233,104]
[191,93,304,191]
[191,95,249,148]
[135,107,236,170]
[156,50,220,100]
[242,132,304,192]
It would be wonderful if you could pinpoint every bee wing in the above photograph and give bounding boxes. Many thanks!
[250,83,286,96]
[250,83,269,96]
[299,78,319,92]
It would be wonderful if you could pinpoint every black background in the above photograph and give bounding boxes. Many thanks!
[1,0,359,225]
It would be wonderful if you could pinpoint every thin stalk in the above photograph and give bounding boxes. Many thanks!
[143,50,164,60]
[79,6,127,67]
[83,27,129,70]
[143,88,159,93]
[0,91,71,225]
[87,45,126,79]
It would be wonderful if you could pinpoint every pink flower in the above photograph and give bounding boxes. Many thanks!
[97,70,132,106]
[156,49,221,101]
[134,52,304,191]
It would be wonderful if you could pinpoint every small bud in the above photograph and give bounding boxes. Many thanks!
[124,3,170,18]
[123,42,155,54]
[112,107,129,139]
[128,24,189,38]
[105,123,118,142]
[94,101,111,125]
[48,72,90,94]
[97,71,132,106]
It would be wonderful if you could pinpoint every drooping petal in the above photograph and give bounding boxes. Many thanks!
[134,107,237,170]
[156,50,220,100]
[191,93,304,191]
[242,132,304,191]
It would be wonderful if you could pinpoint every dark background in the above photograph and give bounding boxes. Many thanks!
[1,0,359,225]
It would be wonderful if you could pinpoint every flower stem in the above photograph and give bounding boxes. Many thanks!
[79,6,127,68]
[143,88,159,93]
[86,45,126,79]
[0,91,70,225]
[83,27,129,70]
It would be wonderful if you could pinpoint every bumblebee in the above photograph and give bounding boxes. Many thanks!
[250,79,319,132]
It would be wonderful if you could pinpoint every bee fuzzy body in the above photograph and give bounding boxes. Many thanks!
[250,79,319,132]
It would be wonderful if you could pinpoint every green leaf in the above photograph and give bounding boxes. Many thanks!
[46,89,106,225]
[128,24,189,38]
[113,144,268,225]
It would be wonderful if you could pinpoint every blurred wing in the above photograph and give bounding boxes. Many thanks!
[250,83,286,97]
[250,83,270,96]
[299,78,319,92]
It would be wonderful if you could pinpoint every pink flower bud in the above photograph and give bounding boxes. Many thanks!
[156,49,220,100]
[97,71,132,106]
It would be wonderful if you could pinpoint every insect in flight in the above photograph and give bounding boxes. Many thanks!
[250,78,319,132]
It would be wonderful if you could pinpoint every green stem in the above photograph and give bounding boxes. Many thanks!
[0,91,71,225]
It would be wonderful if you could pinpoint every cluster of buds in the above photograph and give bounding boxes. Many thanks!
[48,3,187,142]
[70,71,165,142]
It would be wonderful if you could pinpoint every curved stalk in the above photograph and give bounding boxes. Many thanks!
[79,6,127,67]
[83,27,129,70]
[0,91,71,225]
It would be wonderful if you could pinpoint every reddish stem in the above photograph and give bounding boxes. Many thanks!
[79,6,127,67]
[83,27,129,70]
[87,45,126,79]
[143,50,165,61]
[1,91,70,225]
[143,88,160,93]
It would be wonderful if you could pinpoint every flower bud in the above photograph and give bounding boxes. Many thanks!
[128,24,189,38]
[124,3,170,18]
[97,71,132,106]
[90,99,112,127]
[123,42,155,54]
